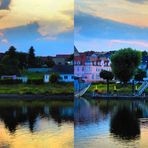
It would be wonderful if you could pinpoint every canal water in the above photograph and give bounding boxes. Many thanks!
[75,98,148,148]
[0,99,74,148]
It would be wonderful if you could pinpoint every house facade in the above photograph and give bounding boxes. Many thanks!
[44,65,74,83]
[74,47,112,82]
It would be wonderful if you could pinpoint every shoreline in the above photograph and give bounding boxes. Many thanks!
[84,93,148,100]
[0,93,73,100]
[91,96,148,100]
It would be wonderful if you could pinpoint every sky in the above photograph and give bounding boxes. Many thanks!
[0,0,73,56]
[75,0,148,52]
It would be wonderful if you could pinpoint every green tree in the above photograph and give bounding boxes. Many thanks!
[111,48,142,84]
[28,46,36,68]
[142,51,148,57]
[100,70,114,93]
[49,73,60,83]
[0,46,20,75]
[135,69,146,82]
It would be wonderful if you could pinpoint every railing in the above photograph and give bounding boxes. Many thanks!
[137,80,148,96]
[74,81,91,97]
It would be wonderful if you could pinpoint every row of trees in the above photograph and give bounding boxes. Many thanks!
[0,46,55,76]
[100,48,146,93]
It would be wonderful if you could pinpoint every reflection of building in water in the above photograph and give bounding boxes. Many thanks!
[75,98,108,125]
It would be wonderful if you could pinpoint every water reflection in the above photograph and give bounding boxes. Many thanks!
[0,100,74,148]
[110,106,140,140]
[75,98,148,148]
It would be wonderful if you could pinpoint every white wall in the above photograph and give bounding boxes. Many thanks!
[60,74,74,82]
[44,74,74,83]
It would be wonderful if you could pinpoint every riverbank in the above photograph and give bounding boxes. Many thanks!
[0,93,73,100]
[0,83,73,95]
[83,93,148,100]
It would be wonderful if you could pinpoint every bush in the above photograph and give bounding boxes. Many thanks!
[27,79,43,85]
[0,79,22,84]
[50,73,60,83]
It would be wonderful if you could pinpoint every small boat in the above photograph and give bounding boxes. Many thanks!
[74,76,91,97]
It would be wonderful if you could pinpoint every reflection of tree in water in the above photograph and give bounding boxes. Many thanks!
[0,104,73,133]
[98,100,115,115]
[50,107,73,124]
[110,106,140,140]
[0,107,25,133]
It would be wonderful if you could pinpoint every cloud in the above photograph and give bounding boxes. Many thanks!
[126,0,148,4]
[75,0,148,27]
[0,0,73,39]
[1,38,8,44]
[75,38,148,52]
[0,0,11,10]
[110,40,148,48]
[75,11,148,40]
[75,12,148,51]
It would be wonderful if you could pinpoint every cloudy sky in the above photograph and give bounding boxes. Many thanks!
[0,0,73,55]
[75,0,148,52]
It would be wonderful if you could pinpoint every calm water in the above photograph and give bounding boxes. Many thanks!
[74,98,148,148]
[0,99,74,148]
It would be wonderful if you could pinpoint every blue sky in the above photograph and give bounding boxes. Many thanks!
[75,0,148,52]
[0,0,73,56]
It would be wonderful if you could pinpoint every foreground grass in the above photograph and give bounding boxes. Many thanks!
[88,83,148,95]
[0,83,73,94]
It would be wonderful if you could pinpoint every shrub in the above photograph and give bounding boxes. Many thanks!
[49,73,60,83]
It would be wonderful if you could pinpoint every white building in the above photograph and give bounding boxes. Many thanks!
[44,65,74,83]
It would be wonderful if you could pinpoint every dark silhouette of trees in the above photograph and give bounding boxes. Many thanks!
[28,46,36,68]
[0,46,20,75]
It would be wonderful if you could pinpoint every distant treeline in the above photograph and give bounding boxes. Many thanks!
[0,46,55,76]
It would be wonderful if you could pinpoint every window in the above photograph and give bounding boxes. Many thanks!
[64,76,68,79]
[96,68,100,72]
[96,74,100,80]
[85,66,91,72]
[71,76,74,79]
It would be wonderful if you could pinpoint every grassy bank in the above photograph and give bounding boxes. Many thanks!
[22,71,44,79]
[88,83,148,95]
[0,83,73,95]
